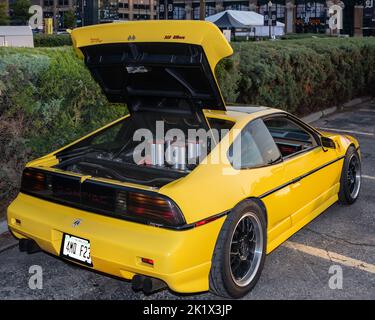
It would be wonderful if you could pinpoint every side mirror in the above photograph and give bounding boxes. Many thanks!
[321,136,336,149]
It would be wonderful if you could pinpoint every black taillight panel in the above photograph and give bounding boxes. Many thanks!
[81,181,117,212]
[127,192,184,226]
[20,167,185,227]
[21,167,80,202]
[51,174,81,203]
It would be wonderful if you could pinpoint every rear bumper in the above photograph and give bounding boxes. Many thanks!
[7,193,225,293]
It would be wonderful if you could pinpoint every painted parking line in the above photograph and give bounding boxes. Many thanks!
[318,127,374,136]
[359,108,375,113]
[363,175,375,181]
[284,241,375,274]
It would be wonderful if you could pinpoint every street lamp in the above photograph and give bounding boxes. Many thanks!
[268,1,273,39]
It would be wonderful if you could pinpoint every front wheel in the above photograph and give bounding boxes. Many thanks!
[209,200,267,298]
[338,146,361,205]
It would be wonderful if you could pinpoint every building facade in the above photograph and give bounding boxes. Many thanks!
[0,0,369,36]
[30,0,99,29]
[168,0,354,34]
[31,0,157,27]
[112,0,157,21]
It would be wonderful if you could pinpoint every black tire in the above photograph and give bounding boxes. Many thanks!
[209,200,267,299]
[338,146,361,205]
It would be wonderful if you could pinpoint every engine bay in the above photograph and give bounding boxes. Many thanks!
[55,111,234,187]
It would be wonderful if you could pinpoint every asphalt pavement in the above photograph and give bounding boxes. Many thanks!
[0,100,374,300]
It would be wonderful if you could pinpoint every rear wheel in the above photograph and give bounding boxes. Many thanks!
[209,200,267,298]
[338,146,361,205]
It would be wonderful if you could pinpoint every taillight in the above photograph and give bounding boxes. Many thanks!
[81,181,185,227]
[21,168,53,197]
[127,192,184,226]
[21,167,80,202]
[21,169,48,193]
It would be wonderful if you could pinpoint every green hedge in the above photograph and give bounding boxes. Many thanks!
[33,34,72,47]
[0,47,125,214]
[216,37,375,114]
[1,37,375,216]
[280,33,330,40]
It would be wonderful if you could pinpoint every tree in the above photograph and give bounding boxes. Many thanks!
[0,3,9,25]
[10,0,31,25]
[63,10,76,29]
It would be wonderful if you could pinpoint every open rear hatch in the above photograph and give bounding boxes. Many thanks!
[71,21,233,120]
[50,22,234,187]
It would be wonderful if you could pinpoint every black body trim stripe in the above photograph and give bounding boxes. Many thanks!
[161,210,230,231]
[259,156,345,199]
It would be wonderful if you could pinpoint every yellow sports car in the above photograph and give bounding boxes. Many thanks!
[7,21,361,298]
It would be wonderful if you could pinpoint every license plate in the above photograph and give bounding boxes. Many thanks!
[60,233,92,266]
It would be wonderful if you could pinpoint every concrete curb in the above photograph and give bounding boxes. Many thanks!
[0,220,8,235]
[301,96,373,124]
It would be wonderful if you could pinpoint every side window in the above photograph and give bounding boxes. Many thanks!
[263,116,317,158]
[228,119,281,169]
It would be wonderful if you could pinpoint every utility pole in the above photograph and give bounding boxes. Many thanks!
[268,1,272,39]
[81,0,85,26]
[199,0,205,20]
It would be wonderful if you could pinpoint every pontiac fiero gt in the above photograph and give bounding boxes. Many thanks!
[7,21,361,298]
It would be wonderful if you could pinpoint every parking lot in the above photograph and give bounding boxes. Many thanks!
[0,100,374,300]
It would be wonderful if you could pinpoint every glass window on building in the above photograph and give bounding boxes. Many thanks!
[192,1,216,19]
[58,0,69,6]
[295,0,326,33]
[133,0,151,20]
[173,4,186,20]
[224,1,249,11]
[44,0,54,6]
[258,0,285,24]
[206,2,216,16]
[192,3,200,20]
[100,0,120,21]
[119,1,129,9]
[119,13,129,20]
[43,11,54,18]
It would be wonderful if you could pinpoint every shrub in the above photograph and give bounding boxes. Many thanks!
[0,47,126,215]
[216,37,375,114]
[33,34,72,47]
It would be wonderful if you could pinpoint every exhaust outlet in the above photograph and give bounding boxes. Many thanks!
[143,277,167,295]
[131,275,167,294]
[19,239,41,254]
[131,275,146,292]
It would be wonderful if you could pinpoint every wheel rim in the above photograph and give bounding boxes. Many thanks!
[229,212,263,287]
[347,154,361,199]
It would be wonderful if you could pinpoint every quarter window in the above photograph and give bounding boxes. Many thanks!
[228,119,281,169]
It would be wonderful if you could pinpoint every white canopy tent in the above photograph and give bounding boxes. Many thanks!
[0,26,34,47]
[205,10,285,37]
